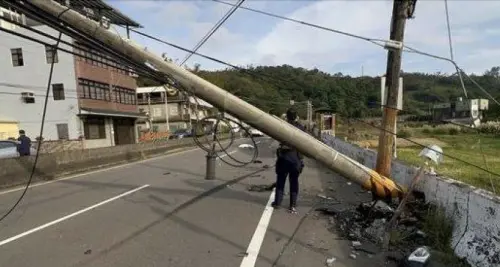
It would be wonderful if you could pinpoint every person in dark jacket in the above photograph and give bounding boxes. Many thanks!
[272,108,305,214]
[17,130,32,157]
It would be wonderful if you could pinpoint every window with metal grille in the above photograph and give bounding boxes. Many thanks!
[84,117,106,139]
[78,79,110,101]
[45,45,58,64]
[11,48,24,66]
[56,123,69,140]
[52,83,65,100]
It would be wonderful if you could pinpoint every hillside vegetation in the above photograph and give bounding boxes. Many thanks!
[137,65,500,119]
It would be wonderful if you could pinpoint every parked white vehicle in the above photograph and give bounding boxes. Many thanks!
[0,140,37,159]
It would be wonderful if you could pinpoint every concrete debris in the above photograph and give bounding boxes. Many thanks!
[364,219,386,243]
[355,242,380,255]
[247,183,275,192]
[416,230,426,238]
[401,246,430,267]
[352,241,362,247]
[347,182,352,185]
[349,253,357,259]
[84,249,92,255]
[325,256,336,266]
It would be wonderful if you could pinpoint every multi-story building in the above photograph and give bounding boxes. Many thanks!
[0,1,144,148]
[136,86,216,135]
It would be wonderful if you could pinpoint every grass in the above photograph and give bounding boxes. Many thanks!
[397,134,500,192]
[422,205,471,267]
[336,122,500,193]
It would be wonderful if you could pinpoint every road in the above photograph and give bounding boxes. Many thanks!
[0,137,373,267]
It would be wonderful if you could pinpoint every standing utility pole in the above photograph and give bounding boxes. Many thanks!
[376,0,415,178]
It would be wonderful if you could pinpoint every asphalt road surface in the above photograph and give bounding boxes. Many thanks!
[0,137,373,267]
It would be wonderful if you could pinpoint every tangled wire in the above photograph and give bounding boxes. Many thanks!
[191,111,260,168]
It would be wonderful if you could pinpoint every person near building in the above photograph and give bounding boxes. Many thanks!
[272,108,305,214]
[17,130,32,157]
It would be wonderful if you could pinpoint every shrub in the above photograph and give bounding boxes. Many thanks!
[477,121,500,135]
[448,128,459,135]
[397,128,412,138]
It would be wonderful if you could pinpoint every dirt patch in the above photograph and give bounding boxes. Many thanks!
[354,138,448,149]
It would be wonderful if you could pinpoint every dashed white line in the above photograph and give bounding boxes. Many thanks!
[217,150,238,159]
[0,184,150,247]
[240,189,275,267]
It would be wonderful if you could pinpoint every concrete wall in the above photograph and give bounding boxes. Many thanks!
[0,24,80,140]
[321,135,500,267]
[0,135,231,189]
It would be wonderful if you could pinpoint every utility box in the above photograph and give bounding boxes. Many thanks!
[381,76,403,110]
[314,108,336,137]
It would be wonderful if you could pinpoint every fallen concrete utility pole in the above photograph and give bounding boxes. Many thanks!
[30,0,406,200]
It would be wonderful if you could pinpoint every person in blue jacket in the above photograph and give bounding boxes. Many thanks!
[17,130,32,157]
[272,108,305,214]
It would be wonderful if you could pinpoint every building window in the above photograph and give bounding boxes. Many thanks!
[153,107,162,117]
[45,45,59,64]
[11,48,24,67]
[52,83,65,100]
[113,86,136,105]
[78,78,110,101]
[56,123,69,140]
[84,117,106,139]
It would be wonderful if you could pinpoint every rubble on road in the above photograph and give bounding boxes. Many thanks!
[316,195,471,267]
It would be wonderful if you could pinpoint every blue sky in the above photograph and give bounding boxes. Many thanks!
[107,0,500,77]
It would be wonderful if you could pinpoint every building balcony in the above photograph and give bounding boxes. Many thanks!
[152,114,191,122]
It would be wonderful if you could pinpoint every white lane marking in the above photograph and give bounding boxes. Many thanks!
[0,141,235,196]
[240,189,275,267]
[217,150,238,159]
[0,184,149,247]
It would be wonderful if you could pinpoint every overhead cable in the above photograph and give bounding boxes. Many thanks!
[180,0,245,66]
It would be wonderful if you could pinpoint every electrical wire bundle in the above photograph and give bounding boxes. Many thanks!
[0,0,255,222]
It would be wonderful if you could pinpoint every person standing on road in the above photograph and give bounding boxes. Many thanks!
[17,130,32,157]
[272,108,305,214]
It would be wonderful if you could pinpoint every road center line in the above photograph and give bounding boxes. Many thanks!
[217,150,238,159]
[0,184,150,247]
[240,189,275,267]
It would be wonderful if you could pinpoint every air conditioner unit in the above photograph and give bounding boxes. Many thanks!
[21,91,35,103]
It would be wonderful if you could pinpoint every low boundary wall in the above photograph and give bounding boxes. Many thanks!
[321,135,500,267]
[0,136,230,189]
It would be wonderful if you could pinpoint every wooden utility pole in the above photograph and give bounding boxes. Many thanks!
[376,0,415,178]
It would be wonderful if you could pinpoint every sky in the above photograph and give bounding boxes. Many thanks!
[107,0,500,77]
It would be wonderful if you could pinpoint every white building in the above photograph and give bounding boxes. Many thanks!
[0,2,144,148]
[0,8,79,140]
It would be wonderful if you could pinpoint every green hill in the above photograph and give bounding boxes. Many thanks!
[137,65,500,119]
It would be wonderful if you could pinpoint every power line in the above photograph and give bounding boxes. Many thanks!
[0,10,66,223]
[211,0,386,48]
[213,0,500,107]
[180,0,245,66]
[130,28,500,178]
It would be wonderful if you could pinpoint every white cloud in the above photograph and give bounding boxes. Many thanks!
[117,0,500,76]
[250,0,500,75]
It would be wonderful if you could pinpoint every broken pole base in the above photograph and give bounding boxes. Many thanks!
[205,150,217,180]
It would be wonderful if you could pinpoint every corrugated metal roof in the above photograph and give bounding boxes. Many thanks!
[54,0,141,27]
